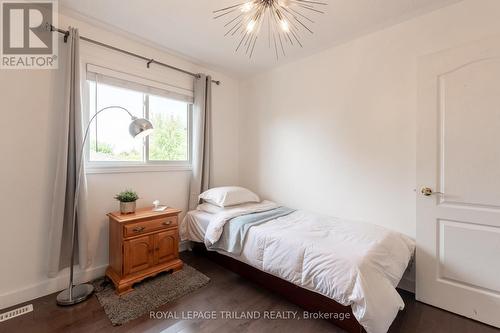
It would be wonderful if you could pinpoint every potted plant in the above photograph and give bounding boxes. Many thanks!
[114,189,139,214]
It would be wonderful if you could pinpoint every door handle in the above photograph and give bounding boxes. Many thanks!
[420,187,444,196]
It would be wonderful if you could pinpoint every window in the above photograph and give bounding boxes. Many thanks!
[85,69,192,172]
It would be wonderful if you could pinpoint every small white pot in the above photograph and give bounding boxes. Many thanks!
[120,201,136,214]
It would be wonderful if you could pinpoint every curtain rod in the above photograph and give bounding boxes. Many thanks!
[48,24,221,85]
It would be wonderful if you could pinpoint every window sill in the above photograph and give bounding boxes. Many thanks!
[85,164,192,175]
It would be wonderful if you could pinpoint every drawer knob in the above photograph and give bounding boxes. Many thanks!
[133,226,145,232]
[162,221,172,226]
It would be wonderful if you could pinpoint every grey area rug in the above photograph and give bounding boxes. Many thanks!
[93,264,210,326]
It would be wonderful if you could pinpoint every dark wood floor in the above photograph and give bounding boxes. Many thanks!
[1,252,498,333]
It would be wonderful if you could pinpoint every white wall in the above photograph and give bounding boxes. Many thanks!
[3,0,500,310]
[239,0,500,238]
[0,12,239,309]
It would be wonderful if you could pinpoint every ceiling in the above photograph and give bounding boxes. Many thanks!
[59,0,463,78]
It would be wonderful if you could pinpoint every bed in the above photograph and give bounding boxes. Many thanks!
[181,201,415,333]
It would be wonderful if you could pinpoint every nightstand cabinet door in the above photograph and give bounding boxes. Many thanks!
[155,230,178,265]
[124,235,155,275]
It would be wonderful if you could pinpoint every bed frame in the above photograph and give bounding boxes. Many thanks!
[191,242,366,333]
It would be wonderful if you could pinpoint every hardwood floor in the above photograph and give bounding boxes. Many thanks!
[1,252,498,333]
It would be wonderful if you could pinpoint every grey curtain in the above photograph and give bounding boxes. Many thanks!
[188,74,212,210]
[48,27,90,277]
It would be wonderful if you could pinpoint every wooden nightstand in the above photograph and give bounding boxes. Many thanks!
[106,207,183,295]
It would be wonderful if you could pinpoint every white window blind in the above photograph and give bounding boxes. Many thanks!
[86,63,194,103]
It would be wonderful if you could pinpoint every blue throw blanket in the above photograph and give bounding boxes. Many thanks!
[208,207,296,255]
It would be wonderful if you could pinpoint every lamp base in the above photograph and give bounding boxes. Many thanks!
[56,283,94,306]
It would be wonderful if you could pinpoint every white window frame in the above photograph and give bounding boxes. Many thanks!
[83,72,193,174]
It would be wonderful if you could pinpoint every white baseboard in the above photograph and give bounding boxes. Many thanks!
[1,242,192,310]
[0,264,107,311]
[1,245,415,310]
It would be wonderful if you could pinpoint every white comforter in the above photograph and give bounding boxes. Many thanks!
[184,203,415,333]
[203,200,279,245]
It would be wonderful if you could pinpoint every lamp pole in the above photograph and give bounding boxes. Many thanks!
[57,106,153,305]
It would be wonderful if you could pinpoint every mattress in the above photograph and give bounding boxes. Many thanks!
[181,210,211,243]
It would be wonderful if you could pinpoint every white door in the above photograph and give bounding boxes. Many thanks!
[416,35,500,327]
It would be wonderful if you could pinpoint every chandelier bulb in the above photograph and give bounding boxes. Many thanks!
[278,0,291,7]
[246,19,256,32]
[280,19,290,32]
[241,2,254,13]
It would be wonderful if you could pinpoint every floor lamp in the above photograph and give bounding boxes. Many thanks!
[56,106,154,306]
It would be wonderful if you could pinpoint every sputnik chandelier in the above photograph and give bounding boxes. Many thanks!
[213,0,327,59]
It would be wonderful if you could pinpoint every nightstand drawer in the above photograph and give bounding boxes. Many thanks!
[124,216,177,238]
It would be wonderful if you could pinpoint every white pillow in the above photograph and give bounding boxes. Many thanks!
[199,186,260,207]
[196,202,225,214]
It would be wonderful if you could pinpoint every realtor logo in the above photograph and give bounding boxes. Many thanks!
[1,0,58,68]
